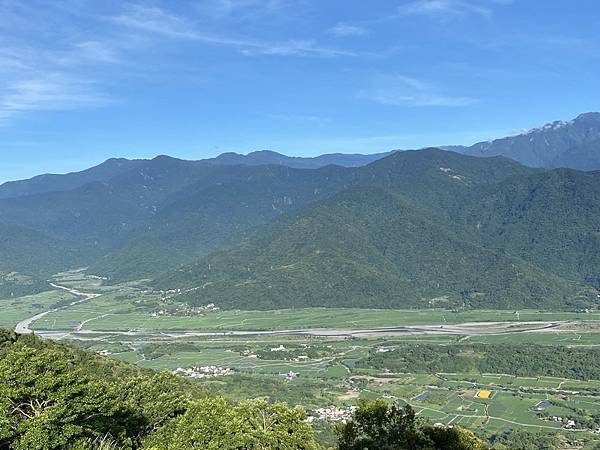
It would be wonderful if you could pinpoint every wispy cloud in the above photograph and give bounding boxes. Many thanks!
[74,41,121,64]
[112,5,198,39]
[397,0,492,18]
[328,23,368,38]
[265,112,330,126]
[199,0,288,18]
[112,4,353,57]
[358,75,478,107]
[0,75,111,126]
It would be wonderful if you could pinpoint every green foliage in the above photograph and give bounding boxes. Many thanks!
[337,400,427,450]
[358,343,600,380]
[157,184,594,310]
[0,330,326,450]
[0,345,122,449]
[489,429,562,450]
[142,397,320,450]
[0,222,89,296]
[0,331,202,449]
[337,399,487,450]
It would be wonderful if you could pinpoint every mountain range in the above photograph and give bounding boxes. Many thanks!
[1,113,600,309]
[456,112,600,169]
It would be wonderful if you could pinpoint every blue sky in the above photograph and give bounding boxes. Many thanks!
[0,0,599,182]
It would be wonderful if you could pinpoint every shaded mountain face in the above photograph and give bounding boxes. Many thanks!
[462,112,600,169]
[1,147,599,311]
[155,155,600,311]
[156,185,590,311]
[550,138,600,170]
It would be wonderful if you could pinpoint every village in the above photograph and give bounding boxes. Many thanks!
[173,365,234,379]
[307,405,357,424]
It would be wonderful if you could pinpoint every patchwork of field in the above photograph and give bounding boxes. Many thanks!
[32,302,600,333]
[3,271,600,447]
[87,333,600,446]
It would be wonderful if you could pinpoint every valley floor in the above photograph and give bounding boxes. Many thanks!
[3,270,600,448]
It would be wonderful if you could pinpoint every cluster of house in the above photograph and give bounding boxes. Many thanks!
[150,303,219,317]
[267,345,311,362]
[172,366,234,378]
[550,416,578,429]
[306,405,357,424]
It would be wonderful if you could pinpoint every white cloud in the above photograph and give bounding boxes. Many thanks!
[200,0,287,18]
[112,4,198,39]
[328,23,368,38]
[0,75,111,126]
[359,75,478,107]
[397,0,492,18]
[75,41,120,64]
[112,4,354,57]
[240,39,354,57]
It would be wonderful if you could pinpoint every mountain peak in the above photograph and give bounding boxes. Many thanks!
[574,111,600,122]
[152,155,182,162]
[464,112,600,169]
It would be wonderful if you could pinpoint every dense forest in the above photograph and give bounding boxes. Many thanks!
[358,343,600,380]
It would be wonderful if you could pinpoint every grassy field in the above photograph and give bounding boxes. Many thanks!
[0,290,77,328]
[31,301,600,332]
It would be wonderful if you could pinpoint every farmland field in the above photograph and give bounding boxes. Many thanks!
[3,271,600,448]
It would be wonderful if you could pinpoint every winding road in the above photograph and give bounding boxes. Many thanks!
[15,283,100,334]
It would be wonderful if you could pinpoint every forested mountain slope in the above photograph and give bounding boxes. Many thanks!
[1,148,599,310]
[93,149,534,282]
[156,184,593,310]
[154,151,600,310]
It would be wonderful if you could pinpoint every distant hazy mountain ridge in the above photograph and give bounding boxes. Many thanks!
[462,112,600,169]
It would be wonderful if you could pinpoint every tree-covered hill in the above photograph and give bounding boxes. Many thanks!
[92,149,536,283]
[460,168,600,288]
[153,150,600,310]
[0,223,90,297]
[0,158,146,200]
[155,185,592,310]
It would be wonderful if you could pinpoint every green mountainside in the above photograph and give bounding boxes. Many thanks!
[0,148,599,310]
[88,163,353,280]
[153,150,600,310]
[0,223,88,297]
[156,185,591,310]
[97,149,534,283]
[0,158,146,200]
